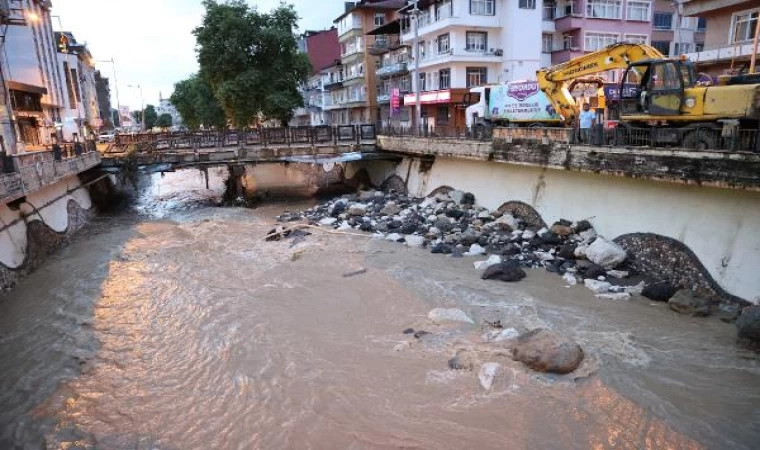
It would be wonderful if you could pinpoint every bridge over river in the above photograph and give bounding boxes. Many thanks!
[99,124,399,173]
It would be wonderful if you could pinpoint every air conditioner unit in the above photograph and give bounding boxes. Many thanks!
[493,49,504,56]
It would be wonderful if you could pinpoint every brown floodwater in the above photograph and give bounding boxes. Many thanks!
[0,168,758,449]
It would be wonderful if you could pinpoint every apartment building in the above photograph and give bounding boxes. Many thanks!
[541,0,654,71]
[682,0,759,76]
[367,10,409,126]
[650,0,705,56]
[395,0,542,128]
[4,0,67,151]
[55,31,100,141]
[292,28,340,126]
[331,0,405,125]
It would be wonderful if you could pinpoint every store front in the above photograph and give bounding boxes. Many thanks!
[402,88,468,129]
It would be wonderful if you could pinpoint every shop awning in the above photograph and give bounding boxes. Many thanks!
[7,81,47,95]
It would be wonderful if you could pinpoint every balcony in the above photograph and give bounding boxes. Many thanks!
[369,35,402,55]
[323,78,344,91]
[401,14,499,43]
[377,62,408,78]
[415,48,503,70]
[342,72,366,86]
[685,41,759,65]
[377,93,390,104]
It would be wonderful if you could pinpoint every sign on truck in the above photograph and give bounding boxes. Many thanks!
[488,81,560,123]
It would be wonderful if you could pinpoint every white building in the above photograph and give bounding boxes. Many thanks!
[55,31,99,142]
[156,93,183,129]
[3,0,67,152]
[397,0,543,127]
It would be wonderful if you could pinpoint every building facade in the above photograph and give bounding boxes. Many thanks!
[95,71,113,130]
[156,93,183,129]
[4,0,67,151]
[292,28,341,126]
[55,31,99,141]
[682,0,758,76]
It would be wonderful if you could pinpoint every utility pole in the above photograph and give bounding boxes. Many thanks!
[411,0,421,131]
[750,12,760,73]
[97,58,121,124]
[128,84,145,131]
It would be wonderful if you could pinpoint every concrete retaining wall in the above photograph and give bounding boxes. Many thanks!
[347,156,760,303]
[0,175,94,290]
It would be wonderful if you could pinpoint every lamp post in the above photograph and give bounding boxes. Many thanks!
[127,84,145,132]
[52,15,84,141]
[411,0,422,131]
[96,58,121,126]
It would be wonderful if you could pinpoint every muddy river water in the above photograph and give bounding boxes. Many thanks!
[0,169,758,449]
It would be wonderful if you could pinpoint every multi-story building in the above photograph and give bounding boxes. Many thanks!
[369,18,411,127]
[396,0,542,128]
[156,92,183,129]
[682,0,758,76]
[650,0,705,57]
[95,70,113,130]
[292,28,340,126]
[55,31,99,141]
[332,0,406,125]
[541,0,654,73]
[4,0,67,151]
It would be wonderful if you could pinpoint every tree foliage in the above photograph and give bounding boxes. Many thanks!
[111,109,120,127]
[170,74,227,129]
[157,113,173,128]
[192,0,311,127]
[130,105,158,129]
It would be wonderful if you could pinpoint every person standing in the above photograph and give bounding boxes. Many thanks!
[578,103,596,143]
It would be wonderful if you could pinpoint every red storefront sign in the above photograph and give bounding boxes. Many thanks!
[391,88,400,115]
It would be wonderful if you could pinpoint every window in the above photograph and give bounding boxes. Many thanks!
[697,17,706,31]
[399,75,411,92]
[466,31,488,52]
[731,10,758,43]
[374,13,385,27]
[584,32,619,51]
[586,0,621,19]
[563,34,578,50]
[470,0,495,16]
[439,68,451,90]
[519,0,536,9]
[695,43,704,52]
[626,1,650,21]
[437,33,450,54]
[418,40,426,60]
[542,34,553,53]
[625,34,648,45]
[653,12,672,30]
[674,42,691,54]
[651,40,670,55]
[419,72,427,91]
[436,106,449,125]
[466,67,487,87]
[436,0,452,20]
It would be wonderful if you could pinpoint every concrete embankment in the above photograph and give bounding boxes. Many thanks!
[346,154,760,303]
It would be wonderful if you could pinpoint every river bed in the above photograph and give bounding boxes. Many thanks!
[0,169,758,449]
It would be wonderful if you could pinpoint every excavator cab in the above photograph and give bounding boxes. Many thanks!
[620,60,695,117]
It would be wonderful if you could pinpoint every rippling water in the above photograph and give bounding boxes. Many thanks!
[0,169,758,449]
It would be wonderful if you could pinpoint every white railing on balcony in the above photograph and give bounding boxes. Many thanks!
[377,62,409,77]
[418,48,502,64]
[555,2,582,19]
[685,41,757,64]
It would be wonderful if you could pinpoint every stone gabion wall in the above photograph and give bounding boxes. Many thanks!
[0,200,93,292]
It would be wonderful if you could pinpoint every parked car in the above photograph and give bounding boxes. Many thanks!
[98,132,115,143]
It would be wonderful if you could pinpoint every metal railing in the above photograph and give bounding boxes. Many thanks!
[112,125,377,151]
[379,125,760,152]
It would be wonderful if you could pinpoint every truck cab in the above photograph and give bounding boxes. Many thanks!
[465,86,490,128]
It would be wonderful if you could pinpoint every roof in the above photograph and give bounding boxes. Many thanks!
[334,0,406,23]
[367,19,400,35]
[304,28,341,73]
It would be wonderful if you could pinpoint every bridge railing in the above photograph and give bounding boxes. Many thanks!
[379,125,760,152]
[113,125,377,150]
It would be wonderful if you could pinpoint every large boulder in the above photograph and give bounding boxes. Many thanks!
[478,362,502,390]
[428,308,474,325]
[642,281,679,302]
[736,306,760,343]
[481,261,526,282]
[585,237,627,269]
[380,202,402,216]
[550,224,573,236]
[405,235,425,248]
[348,203,368,216]
[449,190,466,205]
[512,329,584,374]
[668,290,711,317]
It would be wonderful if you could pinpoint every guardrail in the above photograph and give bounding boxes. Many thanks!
[379,125,760,152]
[113,125,377,151]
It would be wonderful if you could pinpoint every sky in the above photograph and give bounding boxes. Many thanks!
[52,0,345,110]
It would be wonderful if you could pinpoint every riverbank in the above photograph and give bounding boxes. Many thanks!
[0,171,758,449]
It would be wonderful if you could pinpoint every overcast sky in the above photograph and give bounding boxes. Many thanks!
[52,0,344,110]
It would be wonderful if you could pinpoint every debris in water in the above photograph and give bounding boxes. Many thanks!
[343,268,368,278]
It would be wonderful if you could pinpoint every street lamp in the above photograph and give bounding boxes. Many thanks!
[96,58,121,127]
[410,0,422,130]
[127,84,145,132]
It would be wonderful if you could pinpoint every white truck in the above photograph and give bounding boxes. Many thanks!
[465,80,561,133]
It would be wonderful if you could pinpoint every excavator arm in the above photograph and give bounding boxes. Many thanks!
[536,43,665,124]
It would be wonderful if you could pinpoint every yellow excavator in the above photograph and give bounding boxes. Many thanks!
[536,43,760,149]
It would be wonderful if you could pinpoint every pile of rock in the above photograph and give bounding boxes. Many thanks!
[278,189,640,298]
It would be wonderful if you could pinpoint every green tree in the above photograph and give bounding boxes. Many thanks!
[170,74,227,129]
[157,113,173,128]
[193,0,311,127]
[144,105,158,129]
[131,110,141,125]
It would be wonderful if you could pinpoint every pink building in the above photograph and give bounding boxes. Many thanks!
[541,0,654,72]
